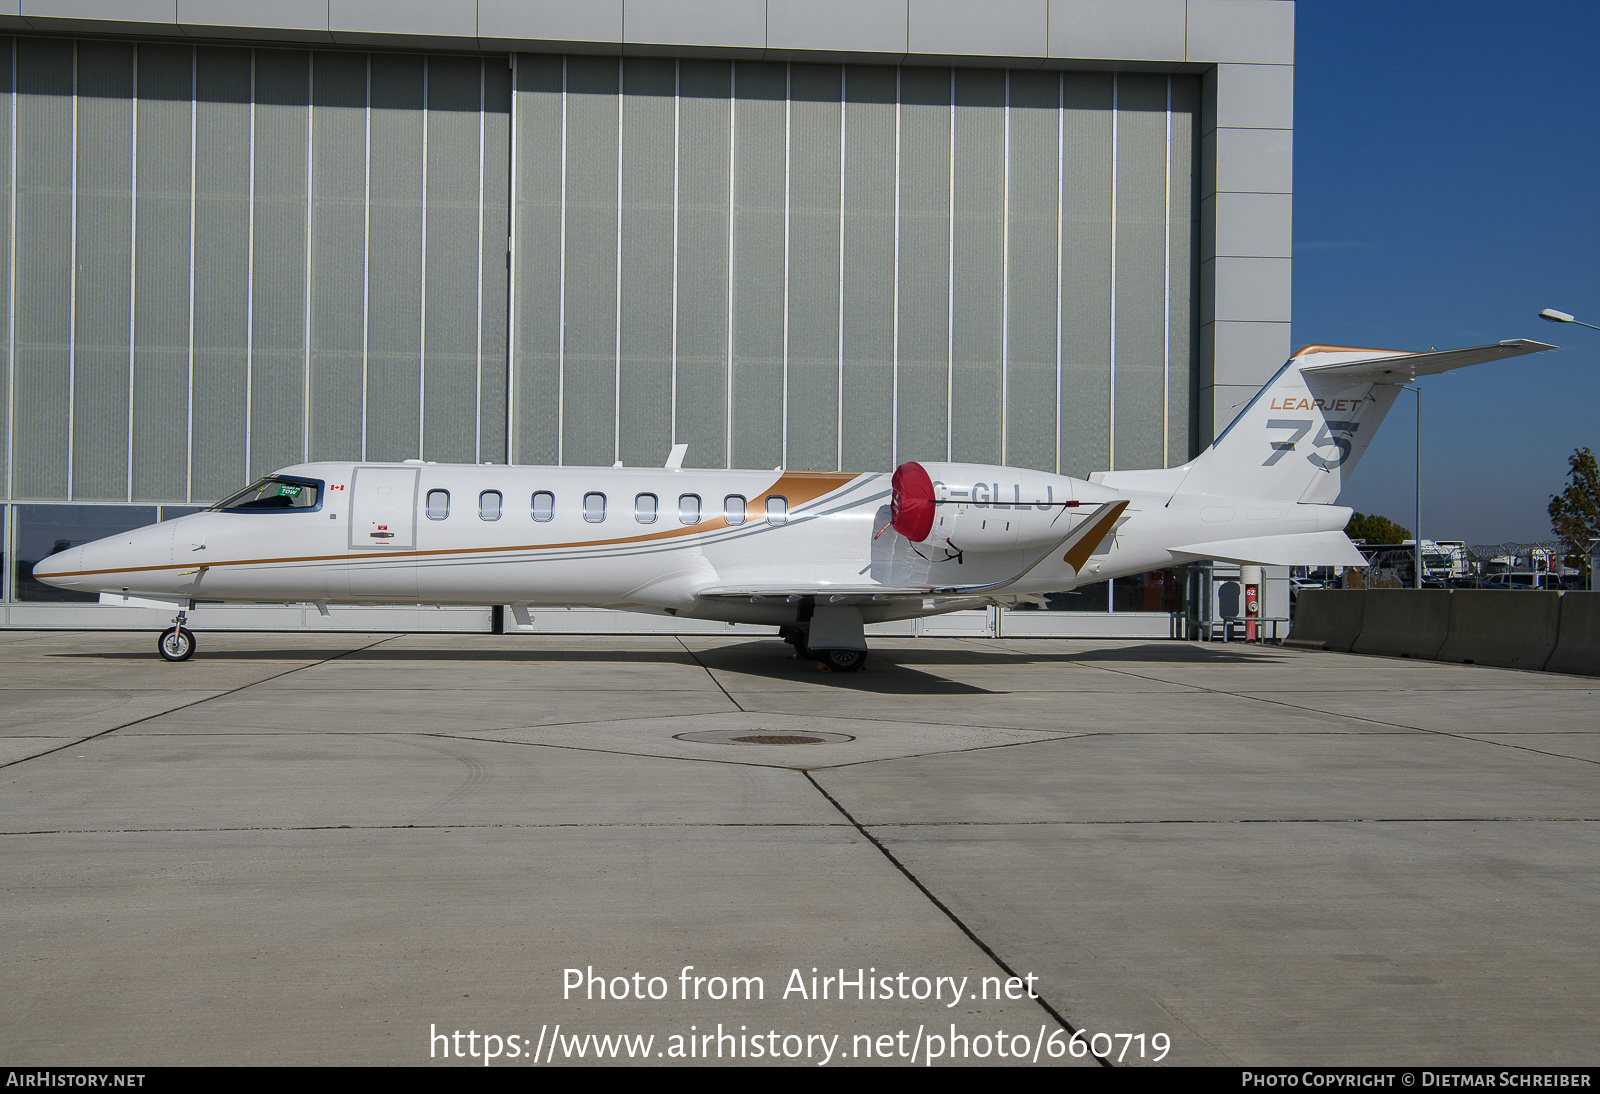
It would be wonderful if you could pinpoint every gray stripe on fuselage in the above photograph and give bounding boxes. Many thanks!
[398,486,892,575]
[220,479,890,577]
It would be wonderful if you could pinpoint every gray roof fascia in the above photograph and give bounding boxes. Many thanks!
[1,0,1292,70]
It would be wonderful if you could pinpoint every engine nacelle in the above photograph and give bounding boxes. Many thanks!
[890,461,1121,553]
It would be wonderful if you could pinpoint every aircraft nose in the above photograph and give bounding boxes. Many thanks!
[32,545,84,588]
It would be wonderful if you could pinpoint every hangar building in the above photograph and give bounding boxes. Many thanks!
[0,0,1294,637]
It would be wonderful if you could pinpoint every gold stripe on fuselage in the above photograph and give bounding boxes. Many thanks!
[48,471,863,580]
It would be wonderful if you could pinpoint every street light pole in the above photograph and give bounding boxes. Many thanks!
[1403,385,1421,589]
[1541,311,1596,593]
[1540,308,1600,332]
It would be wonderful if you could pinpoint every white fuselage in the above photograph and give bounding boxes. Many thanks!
[34,459,1351,627]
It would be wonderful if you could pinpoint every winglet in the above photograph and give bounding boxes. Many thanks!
[665,443,688,470]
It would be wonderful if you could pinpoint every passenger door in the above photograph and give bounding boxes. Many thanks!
[349,467,419,550]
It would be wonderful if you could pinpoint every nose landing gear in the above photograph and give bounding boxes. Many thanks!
[157,604,197,662]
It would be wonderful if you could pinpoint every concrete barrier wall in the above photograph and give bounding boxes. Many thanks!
[1351,589,1453,660]
[1289,589,1591,677]
[1285,590,1365,651]
[1543,592,1600,677]
[1436,590,1562,671]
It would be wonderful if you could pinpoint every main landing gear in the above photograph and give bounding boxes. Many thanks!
[816,647,867,672]
[157,604,197,662]
[779,626,868,672]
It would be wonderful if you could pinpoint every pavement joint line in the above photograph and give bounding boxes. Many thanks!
[801,769,1111,1067]
[42,727,1512,739]
[967,638,1598,690]
[1424,740,1600,766]
[800,735,1092,771]
[4,816,1598,837]
[29,684,1564,695]
[108,684,725,690]
[151,687,732,694]
[1299,647,1600,684]
[1063,657,1600,767]
[0,635,403,772]
[513,711,1070,734]
[5,728,1097,767]
[392,731,1092,772]
[859,816,1600,826]
[957,637,1600,766]
[1234,687,1598,694]
[674,636,748,712]
[1464,730,1600,735]
[0,821,864,836]
[422,732,845,771]
[1024,729,1454,737]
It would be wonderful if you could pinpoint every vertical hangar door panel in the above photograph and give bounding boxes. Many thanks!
[350,467,420,549]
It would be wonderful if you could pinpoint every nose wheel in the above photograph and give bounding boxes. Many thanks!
[158,626,196,661]
[157,606,197,661]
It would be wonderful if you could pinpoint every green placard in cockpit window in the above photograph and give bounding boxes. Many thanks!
[277,484,302,498]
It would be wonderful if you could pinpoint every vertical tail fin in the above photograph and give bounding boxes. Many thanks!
[1174,340,1552,504]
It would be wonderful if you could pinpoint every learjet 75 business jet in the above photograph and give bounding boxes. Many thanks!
[33,339,1552,667]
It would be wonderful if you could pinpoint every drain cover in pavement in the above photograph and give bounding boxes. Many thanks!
[675,729,855,746]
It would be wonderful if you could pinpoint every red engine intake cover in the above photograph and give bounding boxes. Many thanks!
[890,461,936,543]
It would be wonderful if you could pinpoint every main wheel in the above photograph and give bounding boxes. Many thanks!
[157,627,196,662]
[816,647,866,672]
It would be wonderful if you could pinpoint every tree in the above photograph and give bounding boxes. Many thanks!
[1345,512,1412,544]
[1549,446,1600,579]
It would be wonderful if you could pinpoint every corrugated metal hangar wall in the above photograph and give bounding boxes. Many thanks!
[508,56,1196,478]
[0,39,1196,502]
[3,40,513,504]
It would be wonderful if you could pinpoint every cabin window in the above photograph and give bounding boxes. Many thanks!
[635,493,658,524]
[531,491,554,522]
[479,490,502,521]
[765,496,788,525]
[583,492,606,523]
[678,494,701,524]
[425,490,450,520]
[725,495,747,526]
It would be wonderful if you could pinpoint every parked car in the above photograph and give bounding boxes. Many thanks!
[1288,577,1324,600]
[1476,573,1557,590]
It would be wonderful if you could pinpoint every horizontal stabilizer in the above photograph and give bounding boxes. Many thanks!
[1299,339,1554,385]
[1171,531,1369,568]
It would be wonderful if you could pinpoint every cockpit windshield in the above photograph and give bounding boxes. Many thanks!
[209,477,321,512]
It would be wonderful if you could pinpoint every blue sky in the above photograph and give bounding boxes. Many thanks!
[1292,0,1600,545]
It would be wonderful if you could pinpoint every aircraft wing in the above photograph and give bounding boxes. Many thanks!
[1299,339,1554,385]
[696,500,1130,602]
[695,584,948,602]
